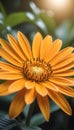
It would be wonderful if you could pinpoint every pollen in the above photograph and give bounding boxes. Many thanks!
[31,66,44,74]
[23,59,52,82]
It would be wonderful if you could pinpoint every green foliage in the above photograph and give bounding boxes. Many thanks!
[55,20,74,47]
[0,1,56,36]
[30,102,59,126]
[5,12,30,27]
[0,115,42,130]
[0,101,59,129]
[38,12,56,33]
[21,126,42,130]
[0,116,20,130]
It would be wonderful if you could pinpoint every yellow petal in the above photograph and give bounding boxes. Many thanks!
[49,77,74,86]
[45,39,62,62]
[53,70,74,76]
[0,61,21,73]
[9,89,26,118]
[67,78,74,85]
[40,35,52,59]
[0,69,6,73]
[58,86,74,97]
[0,72,23,80]
[53,62,74,73]
[25,81,35,89]
[52,54,74,70]
[7,34,26,61]
[0,81,13,96]
[42,81,58,91]
[32,32,42,59]
[50,47,74,66]
[0,38,22,64]
[8,79,26,93]
[48,90,72,115]
[35,83,47,96]
[37,94,50,121]
[25,88,36,104]
[0,48,22,67]
[18,31,32,59]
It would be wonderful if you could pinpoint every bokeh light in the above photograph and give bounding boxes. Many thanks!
[34,0,74,23]
[49,0,70,10]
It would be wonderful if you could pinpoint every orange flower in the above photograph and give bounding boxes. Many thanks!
[0,32,74,121]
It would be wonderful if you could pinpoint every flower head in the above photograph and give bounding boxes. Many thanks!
[0,32,74,121]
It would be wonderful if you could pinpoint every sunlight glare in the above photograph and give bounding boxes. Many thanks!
[49,0,70,9]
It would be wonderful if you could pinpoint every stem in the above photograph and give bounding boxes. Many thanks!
[25,102,35,126]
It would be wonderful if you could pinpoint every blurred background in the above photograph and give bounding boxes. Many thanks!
[0,0,74,130]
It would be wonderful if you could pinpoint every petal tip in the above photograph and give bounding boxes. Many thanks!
[17,31,22,37]
[7,34,12,39]
[67,108,72,116]
[35,32,42,37]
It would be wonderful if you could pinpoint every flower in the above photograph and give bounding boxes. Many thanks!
[0,32,74,121]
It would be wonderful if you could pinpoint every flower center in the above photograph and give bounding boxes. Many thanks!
[23,59,52,82]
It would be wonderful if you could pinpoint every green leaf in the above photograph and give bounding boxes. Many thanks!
[0,115,20,130]
[21,126,42,130]
[0,114,42,130]
[38,12,56,33]
[50,100,59,113]
[30,113,45,126]
[55,20,74,47]
[4,12,30,27]
[30,102,59,126]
